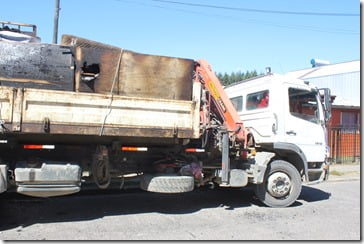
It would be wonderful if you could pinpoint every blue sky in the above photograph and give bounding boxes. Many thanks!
[1,0,360,74]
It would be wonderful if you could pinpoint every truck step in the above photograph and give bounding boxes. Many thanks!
[14,162,81,197]
[17,185,80,197]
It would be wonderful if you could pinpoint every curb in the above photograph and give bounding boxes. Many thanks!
[327,176,360,182]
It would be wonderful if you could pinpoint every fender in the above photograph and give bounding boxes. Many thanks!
[260,142,309,182]
[253,151,276,184]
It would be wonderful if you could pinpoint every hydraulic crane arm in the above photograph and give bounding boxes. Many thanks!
[195,60,247,145]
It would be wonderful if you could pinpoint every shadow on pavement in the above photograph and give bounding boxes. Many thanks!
[298,185,331,202]
[0,184,331,231]
[0,187,254,231]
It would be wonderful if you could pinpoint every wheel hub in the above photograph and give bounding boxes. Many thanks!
[267,172,291,198]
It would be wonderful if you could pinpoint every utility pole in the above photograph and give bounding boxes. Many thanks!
[53,0,60,44]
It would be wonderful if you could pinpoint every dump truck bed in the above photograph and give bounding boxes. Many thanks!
[0,84,201,143]
[0,35,202,144]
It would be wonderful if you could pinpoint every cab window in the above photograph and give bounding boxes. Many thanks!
[246,90,269,110]
[289,88,319,123]
[230,96,243,112]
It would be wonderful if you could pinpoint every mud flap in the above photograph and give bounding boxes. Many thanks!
[252,152,276,184]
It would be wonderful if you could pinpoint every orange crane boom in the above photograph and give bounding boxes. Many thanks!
[195,59,247,145]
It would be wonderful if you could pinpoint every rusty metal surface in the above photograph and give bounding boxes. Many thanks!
[61,34,122,94]
[21,123,194,140]
[61,35,194,100]
[119,50,194,100]
[61,34,120,50]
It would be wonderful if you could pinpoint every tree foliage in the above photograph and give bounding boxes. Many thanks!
[216,70,260,86]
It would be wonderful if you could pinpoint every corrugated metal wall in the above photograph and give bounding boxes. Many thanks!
[304,71,360,106]
[305,71,360,164]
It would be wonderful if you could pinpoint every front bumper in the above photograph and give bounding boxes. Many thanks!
[306,161,330,184]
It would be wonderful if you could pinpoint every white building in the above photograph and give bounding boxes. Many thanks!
[286,60,360,107]
[287,60,360,163]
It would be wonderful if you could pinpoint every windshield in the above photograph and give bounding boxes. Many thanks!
[289,88,321,124]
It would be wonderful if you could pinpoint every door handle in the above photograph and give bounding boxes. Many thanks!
[286,130,297,136]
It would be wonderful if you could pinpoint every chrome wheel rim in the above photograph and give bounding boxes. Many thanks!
[267,172,292,198]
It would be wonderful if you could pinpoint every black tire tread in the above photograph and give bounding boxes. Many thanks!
[254,160,302,208]
[140,174,194,193]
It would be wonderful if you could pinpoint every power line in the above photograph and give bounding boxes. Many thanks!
[115,0,359,35]
[149,0,359,17]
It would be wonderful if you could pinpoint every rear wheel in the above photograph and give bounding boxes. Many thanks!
[254,160,302,208]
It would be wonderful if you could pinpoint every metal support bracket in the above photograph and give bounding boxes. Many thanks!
[221,131,230,185]
[12,88,24,132]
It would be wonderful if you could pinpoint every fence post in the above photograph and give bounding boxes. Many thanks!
[337,128,342,164]
[353,126,357,163]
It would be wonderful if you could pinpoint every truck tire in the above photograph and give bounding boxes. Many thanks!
[254,160,302,208]
[140,174,194,193]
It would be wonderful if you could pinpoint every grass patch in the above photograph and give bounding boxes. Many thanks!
[330,170,345,176]
[330,170,360,176]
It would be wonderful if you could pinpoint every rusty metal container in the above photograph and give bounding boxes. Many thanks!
[61,35,194,100]
[0,35,200,142]
[118,50,193,100]
[61,35,121,94]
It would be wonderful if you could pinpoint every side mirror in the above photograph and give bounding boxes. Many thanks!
[319,88,332,121]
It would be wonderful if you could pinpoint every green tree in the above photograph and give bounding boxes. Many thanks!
[216,70,261,86]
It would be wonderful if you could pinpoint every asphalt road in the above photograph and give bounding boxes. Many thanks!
[0,179,360,240]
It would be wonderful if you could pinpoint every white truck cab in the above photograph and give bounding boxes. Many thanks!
[225,73,331,184]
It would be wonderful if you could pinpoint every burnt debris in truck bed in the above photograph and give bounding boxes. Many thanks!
[0,42,74,91]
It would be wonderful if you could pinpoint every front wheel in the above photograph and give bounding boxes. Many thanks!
[254,160,302,208]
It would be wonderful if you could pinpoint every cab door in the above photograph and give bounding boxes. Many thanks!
[283,86,326,162]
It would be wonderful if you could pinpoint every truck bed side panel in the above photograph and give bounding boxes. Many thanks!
[1,84,201,140]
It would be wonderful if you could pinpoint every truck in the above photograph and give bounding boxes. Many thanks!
[0,21,41,43]
[224,72,332,193]
[0,21,331,207]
